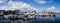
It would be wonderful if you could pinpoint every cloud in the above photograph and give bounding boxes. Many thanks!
[0,0,55,12]
[0,6,8,11]
[38,1,47,4]
[35,0,47,4]
[0,0,4,3]
[0,0,8,3]
[0,1,37,11]
[46,6,55,12]
[34,0,53,4]
[0,0,9,6]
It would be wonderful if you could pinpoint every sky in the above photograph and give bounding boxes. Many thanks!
[0,0,60,11]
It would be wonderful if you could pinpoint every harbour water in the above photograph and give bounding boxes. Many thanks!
[0,14,60,23]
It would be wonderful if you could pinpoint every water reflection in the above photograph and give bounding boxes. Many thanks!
[0,16,55,23]
[36,16,55,23]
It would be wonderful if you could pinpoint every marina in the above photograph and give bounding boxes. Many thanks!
[0,10,56,23]
[0,10,56,20]
[0,0,60,23]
